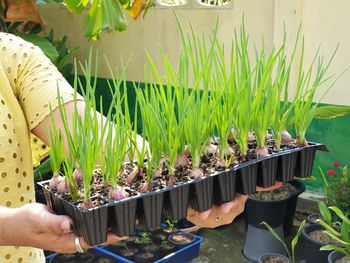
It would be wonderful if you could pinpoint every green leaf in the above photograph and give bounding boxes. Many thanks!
[314,105,350,120]
[319,201,332,225]
[291,220,306,263]
[15,33,59,62]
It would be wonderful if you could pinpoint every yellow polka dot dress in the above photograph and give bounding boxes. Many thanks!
[0,32,76,262]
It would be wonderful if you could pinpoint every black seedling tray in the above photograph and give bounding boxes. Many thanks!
[38,142,327,246]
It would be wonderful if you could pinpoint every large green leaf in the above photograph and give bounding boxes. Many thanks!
[16,33,59,62]
[315,105,350,120]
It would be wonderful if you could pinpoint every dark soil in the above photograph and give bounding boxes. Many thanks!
[309,230,341,245]
[336,256,350,263]
[260,255,288,263]
[47,249,115,263]
[249,183,294,201]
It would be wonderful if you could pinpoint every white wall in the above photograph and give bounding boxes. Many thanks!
[39,0,350,105]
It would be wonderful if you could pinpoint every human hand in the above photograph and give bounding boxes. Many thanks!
[0,203,126,253]
[186,194,248,228]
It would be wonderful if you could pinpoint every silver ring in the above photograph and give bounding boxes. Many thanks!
[74,236,85,253]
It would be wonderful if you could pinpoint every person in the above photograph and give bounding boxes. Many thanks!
[0,32,247,262]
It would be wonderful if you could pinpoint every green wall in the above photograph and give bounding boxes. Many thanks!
[67,75,350,193]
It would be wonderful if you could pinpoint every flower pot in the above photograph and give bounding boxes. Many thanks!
[134,251,156,263]
[296,147,317,178]
[302,224,332,263]
[61,197,109,246]
[109,197,138,237]
[259,253,290,263]
[307,213,322,225]
[283,180,306,237]
[245,194,289,229]
[236,162,258,195]
[213,169,237,204]
[277,151,298,183]
[168,232,196,249]
[243,225,286,263]
[163,183,190,221]
[189,175,215,212]
[137,191,165,231]
[160,241,176,257]
[257,157,278,188]
[243,194,290,262]
[328,251,350,263]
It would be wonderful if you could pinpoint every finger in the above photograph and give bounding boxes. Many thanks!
[38,209,73,235]
[197,209,212,221]
[219,201,235,214]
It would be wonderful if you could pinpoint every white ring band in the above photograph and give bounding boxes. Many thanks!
[74,236,85,253]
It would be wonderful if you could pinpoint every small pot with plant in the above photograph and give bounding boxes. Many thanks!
[259,220,306,263]
[243,183,292,262]
[317,206,350,263]
[168,232,196,249]
[302,202,340,263]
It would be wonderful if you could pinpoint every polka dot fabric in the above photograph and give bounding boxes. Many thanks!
[0,32,78,262]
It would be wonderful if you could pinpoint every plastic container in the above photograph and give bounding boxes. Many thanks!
[302,224,331,263]
[100,234,204,263]
[38,142,327,246]
[213,169,236,204]
[163,183,190,221]
[257,157,278,188]
[282,180,306,237]
[328,251,349,263]
[236,161,258,194]
[45,248,117,262]
[277,151,298,183]
[189,175,215,212]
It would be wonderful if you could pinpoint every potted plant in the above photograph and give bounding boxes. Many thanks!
[317,206,350,263]
[302,202,340,263]
[243,183,293,262]
[259,220,306,263]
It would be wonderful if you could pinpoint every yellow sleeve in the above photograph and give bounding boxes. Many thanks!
[0,32,82,130]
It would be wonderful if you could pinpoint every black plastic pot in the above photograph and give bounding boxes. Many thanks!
[302,224,331,263]
[213,169,236,204]
[307,213,322,225]
[109,198,138,237]
[236,162,258,195]
[62,197,109,246]
[160,241,176,257]
[189,175,215,212]
[245,194,290,229]
[259,253,290,263]
[163,183,190,221]
[277,151,298,183]
[134,251,156,263]
[257,157,278,188]
[168,232,196,249]
[283,180,306,237]
[328,251,349,263]
[296,147,317,178]
[137,191,165,231]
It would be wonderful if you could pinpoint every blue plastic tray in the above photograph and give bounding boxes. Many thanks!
[45,235,203,263]
[98,235,203,263]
